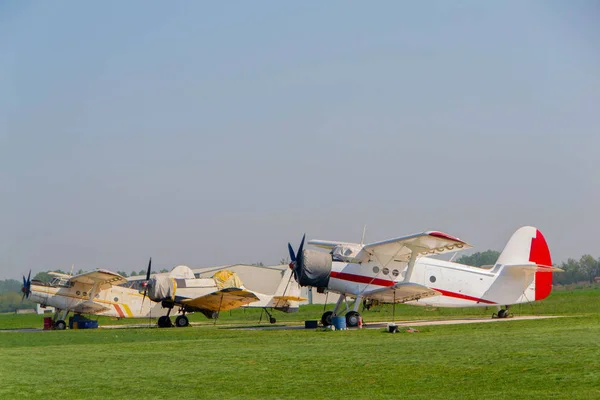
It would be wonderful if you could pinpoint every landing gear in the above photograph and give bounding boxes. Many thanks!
[157,315,173,328]
[321,311,334,326]
[345,311,361,327]
[175,315,189,328]
[262,308,277,324]
[321,295,364,327]
[54,320,67,330]
[495,306,510,319]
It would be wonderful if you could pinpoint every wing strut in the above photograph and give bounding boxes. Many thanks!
[403,249,418,283]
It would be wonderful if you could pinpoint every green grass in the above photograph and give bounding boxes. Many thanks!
[0,288,599,399]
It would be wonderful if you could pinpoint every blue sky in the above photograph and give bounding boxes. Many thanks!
[1,1,599,279]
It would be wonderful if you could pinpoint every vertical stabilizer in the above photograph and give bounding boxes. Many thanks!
[496,226,554,300]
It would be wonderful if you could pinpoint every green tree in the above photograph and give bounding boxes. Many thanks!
[117,271,128,277]
[0,279,23,294]
[159,269,169,273]
[579,255,598,283]
[455,250,501,267]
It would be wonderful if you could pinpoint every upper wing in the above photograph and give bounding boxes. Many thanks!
[363,231,472,264]
[180,288,260,311]
[69,269,128,290]
[363,282,440,303]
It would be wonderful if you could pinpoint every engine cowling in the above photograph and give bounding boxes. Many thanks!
[147,275,175,302]
[295,249,332,288]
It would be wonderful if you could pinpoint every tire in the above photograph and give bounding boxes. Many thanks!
[321,311,334,326]
[54,320,67,330]
[498,309,508,318]
[175,315,189,328]
[157,316,172,328]
[269,317,276,324]
[345,311,360,327]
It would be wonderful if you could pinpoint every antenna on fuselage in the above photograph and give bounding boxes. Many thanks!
[69,264,74,276]
[361,225,367,246]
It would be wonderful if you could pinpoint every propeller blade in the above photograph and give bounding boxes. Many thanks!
[23,275,26,288]
[146,258,152,281]
[27,270,31,284]
[287,243,296,263]
[141,258,152,313]
[298,234,306,256]
[289,234,306,282]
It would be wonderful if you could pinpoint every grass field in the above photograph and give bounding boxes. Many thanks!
[1,288,599,399]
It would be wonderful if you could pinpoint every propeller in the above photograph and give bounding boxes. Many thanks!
[141,257,152,311]
[287,234,305,283]
[21,270,32,300]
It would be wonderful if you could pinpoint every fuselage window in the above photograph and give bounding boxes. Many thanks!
[392,269,399,277]
[429,276,436,283]
[76,291,81,296]
[382,268,389,275]
[372,266,380,274]
[114,297,119,302]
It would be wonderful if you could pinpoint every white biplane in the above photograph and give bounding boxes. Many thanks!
[287,226,562,327]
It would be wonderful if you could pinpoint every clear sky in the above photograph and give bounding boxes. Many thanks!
[1,1,599,279]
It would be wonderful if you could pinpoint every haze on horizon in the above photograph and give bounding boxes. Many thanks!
[1,1,599,280]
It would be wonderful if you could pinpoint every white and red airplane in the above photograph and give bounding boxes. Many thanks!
[287,226,562,327]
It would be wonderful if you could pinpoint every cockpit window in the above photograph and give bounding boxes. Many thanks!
[50,277,73,288]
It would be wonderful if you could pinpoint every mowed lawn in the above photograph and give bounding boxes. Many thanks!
[0,288,599,400]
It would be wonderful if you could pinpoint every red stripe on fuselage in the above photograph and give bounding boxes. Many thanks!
[330,271,395,287]
[329,271,496,304]
[432,288,497,305]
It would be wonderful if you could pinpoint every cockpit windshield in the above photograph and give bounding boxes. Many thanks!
[50,277,73,288]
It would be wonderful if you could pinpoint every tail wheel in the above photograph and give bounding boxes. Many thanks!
[175,315,189,327]
[345,311,361,327]
[269,317,276,324]
[321,311,334,326]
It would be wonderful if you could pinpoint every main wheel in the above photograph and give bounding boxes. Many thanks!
[321,311,334,326]
[157,315,172,328]
[345,311,361,327]
[497,309,509,318]
[175,315,189,327]
[54,320,67,330]
[269,317,276,324]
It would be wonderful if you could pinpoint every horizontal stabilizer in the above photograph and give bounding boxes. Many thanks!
[504,264,563,273]
[363,282,440,303]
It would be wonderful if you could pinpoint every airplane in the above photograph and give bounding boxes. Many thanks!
[141,262,305,328]
[20,265,169,330]
[287,226,562,327]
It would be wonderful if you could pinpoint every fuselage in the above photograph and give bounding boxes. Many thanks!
[29,280,168,318]
[327,257,536,307]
